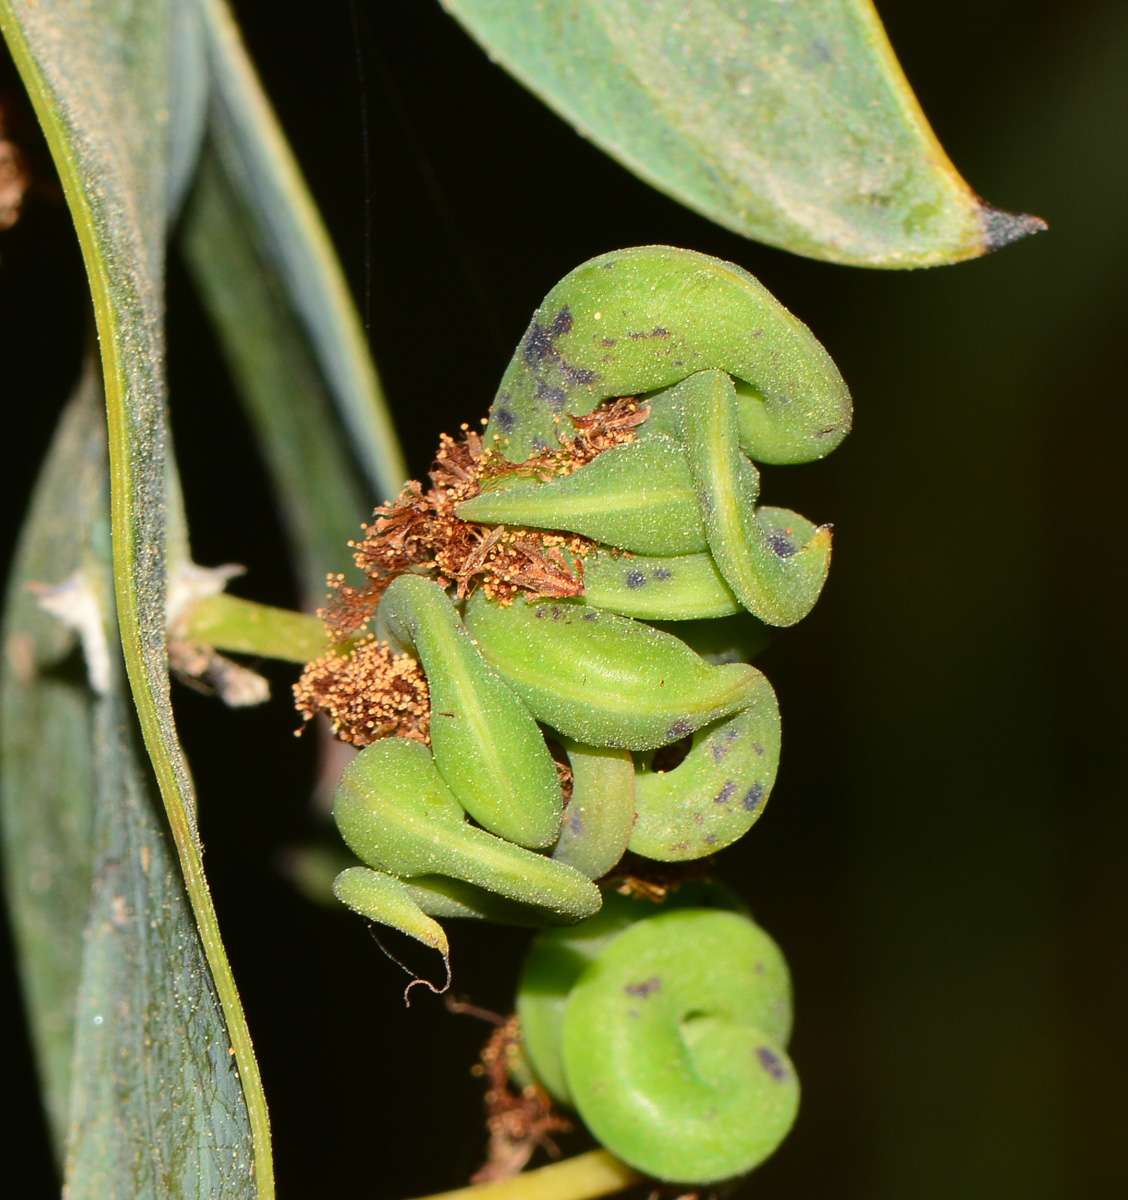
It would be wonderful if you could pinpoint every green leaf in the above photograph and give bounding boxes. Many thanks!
[2,372,258,1195]
[0,0,272,1194]
[441,0,1044,267]
[191,0,406,508]
[1,366,104,1159]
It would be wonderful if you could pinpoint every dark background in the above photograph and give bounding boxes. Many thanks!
[3,1,1126,1197]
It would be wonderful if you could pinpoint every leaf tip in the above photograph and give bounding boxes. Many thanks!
[979,203,1048,252]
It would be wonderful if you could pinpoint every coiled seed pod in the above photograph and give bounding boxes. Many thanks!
[376,574,562,848]
[485,245,851,465]
[518,894,797,1185]
[462,591,761,750]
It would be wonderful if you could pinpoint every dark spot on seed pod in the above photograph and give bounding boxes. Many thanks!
[532,436,548,451]
[550,306,574,337]
[534,608,547,619]
[752,741,764,756]
[625,569,647,590]
[569,813,583,836]
[666,718,692,741]
[743,782,764,812]
[698,489,714,516]
[711,739,730,763]
[714,780,736,805]
[652,568,673,582]
[581,610,599,622]
[767,531,797,558]
[704,833,717,845]
[670,840,691,853]
[561,362,598,386]
[601,337,616,347]
[524,323,554,365]
[625,976,662,998]
[535,381,568,411]
[493,408,515,432]
[602,260,617,269]
[757,1047,788,1081]
[693,813,704,826]
[751,328,764,338]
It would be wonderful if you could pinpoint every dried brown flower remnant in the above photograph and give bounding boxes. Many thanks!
[293,636,430,746]
[328,397,648,638]
[470,1015,572,1184]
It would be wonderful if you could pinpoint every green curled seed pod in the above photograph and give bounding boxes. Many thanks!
[333,866,450,960]
[377,574,562,848]
[562,909,797,1184]
[485,246,851,465]
[333,738,600,923]
[581,549,740,620]
[551,741,636,880]
[675,370,832,626]
[463,591,758,751]
[630,672,781,861]
[401,875,590,927]
[457,436,707,557]
[517,885,747,1105]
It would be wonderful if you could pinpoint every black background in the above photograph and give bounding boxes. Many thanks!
[3,1,1127,1197]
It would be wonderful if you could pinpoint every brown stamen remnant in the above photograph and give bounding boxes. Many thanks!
[328,397,648,638]
[470,1015,573,1184]
[297,399,647,742]
[602,852,716,903]
[294,636,430,746]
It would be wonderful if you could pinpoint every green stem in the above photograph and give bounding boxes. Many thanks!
[181,594,330,663]
[407,1152,642,1200]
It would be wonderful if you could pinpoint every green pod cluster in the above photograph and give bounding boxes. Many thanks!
[333,737,600,936]
[376,574,561,848]
[484,245,851,465]
[460,367,833,627]
[463,590,761,751]
[517,894,797,1185]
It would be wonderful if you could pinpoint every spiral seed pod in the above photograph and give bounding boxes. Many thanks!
[485,245,851,465]
[517,896,796,1184]
[334,737,600,925]
[376,574,562,849]
[630,670,781,861]
[462,591,759,750]
[550,741,636,880]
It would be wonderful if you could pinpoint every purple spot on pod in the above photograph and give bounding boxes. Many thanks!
[493,408,515,432]
[653,568,673,582]
[569,813,583,836]
[524,324,554,365]
[535,382,568,411]
[756,1047,789,1082]
[666,719,692,741]
[714,780,736,804]
[625,570,647,590]
[752,742,764,756]
[550,306,574,337]
[767,531,797,558]
[743,783,764,813]
[625,976,662,998]
[704,833,717,845]
[581,611,599,622]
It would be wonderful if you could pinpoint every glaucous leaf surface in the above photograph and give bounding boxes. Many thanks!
[442,0,1043,266]
[0,0,271,1192]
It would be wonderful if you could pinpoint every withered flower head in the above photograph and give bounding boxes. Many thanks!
[295,398,646,741]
